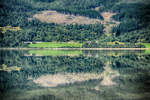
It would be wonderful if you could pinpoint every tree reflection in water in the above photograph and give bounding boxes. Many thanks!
[1,50,150,100]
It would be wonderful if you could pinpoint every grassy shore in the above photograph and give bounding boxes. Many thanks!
[141,43,150,48]
[28,42,82,48]
[28,42,150,48]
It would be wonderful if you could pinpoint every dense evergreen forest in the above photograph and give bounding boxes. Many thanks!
[0,0,150,47]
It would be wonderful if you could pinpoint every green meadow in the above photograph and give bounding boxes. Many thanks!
[28,42,83,48]
[106,42,150,48]
[136,43,150,48]
[142,43,150,48]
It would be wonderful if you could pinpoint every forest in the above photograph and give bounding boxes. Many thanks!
[0,0,150,47]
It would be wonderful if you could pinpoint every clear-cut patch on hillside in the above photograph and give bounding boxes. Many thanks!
[32,10,102,25]
[101,12,117,23]
[101,12,120,35]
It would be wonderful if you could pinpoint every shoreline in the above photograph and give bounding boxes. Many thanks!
[0,48,150,50]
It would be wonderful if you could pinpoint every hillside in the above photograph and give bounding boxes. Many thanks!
[0,0,150,47]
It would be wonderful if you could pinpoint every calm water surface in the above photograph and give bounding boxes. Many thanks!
[0,50,150,100]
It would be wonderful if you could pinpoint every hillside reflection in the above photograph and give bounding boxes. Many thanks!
[0,50,150,100]
[32,61,119,88]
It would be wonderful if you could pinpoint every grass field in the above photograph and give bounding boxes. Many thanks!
[106,42,150,48]
[141,43,150,48]
[28,42,83,48]
[29,50,82,56]
[136,43,150,48]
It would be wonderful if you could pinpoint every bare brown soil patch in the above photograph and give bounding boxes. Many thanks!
[94,7,100,11]
[101,12,117,23]
[101,12,120,35]
[33,10,102,25]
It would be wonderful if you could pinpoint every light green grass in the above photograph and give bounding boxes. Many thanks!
[29,50,82,56]
[137,43,150,48]
[142,43,150,48]
[136,43,150,54]
[28,42,82,48]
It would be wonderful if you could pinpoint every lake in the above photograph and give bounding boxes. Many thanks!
[0,49,150,100]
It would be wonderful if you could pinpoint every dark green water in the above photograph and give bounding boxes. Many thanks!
[0,50,150,100]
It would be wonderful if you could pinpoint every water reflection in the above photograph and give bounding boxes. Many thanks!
[33,73,102,87]
[0,50,150,100]
[27,50,83,57]
[100,62,119,86]
[33,61,119,88]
